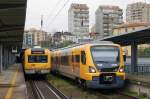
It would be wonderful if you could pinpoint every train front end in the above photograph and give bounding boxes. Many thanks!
[84,44,125,89]
[24,48,51,75]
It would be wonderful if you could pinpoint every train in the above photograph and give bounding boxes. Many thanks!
[51,42,126,89]
[23,46,51,76]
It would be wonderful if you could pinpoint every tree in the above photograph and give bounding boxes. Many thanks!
[56,40,75,48]
[138,47,150,57]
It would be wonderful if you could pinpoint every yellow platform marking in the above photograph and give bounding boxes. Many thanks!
[5,67,19,99]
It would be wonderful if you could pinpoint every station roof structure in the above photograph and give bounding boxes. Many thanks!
[0,0,27,46]
[102,26,150,46]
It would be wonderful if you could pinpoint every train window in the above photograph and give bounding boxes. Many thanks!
[81,51,86,65]
[65,56,69,65]
[75,55,80,63]
[61,56,69,66]
[28,55,47,63]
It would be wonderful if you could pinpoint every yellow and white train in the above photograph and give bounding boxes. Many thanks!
[23,47,51,76]
[51,42,126,89]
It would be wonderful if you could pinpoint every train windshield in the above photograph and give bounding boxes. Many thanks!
[28,55,48,63]
[91,46,120,63]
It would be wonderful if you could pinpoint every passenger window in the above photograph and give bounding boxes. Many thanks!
[81,51,86,65]
[75,55,80,63]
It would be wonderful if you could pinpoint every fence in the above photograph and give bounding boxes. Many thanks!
[125,63,150,74]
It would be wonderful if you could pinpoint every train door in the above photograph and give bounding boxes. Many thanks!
[80,50,87,78]
[73,50,80,77]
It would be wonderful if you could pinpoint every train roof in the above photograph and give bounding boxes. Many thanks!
[52,41,119,51]
[25,47,50,52]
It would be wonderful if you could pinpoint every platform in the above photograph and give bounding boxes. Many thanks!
[126,73,150,86]
[126,73,150,97]
[0,64,27,99]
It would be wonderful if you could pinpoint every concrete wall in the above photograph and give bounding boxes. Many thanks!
[0,44,16,73]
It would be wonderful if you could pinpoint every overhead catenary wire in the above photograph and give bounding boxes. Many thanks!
[45,0,70,29]
[45,0,63,24]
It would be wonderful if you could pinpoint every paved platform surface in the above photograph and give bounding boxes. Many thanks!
[127,73,150,85]
[0,64,27,99]
[126,73,150,97]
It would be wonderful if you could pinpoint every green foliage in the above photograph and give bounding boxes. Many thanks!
[138,47,150,57]
[144,47,150,56]
[40,41,51,48]
[55,40,75,48]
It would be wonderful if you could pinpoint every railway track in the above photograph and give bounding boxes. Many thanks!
[26,80,69,99]
[95,90,138,99]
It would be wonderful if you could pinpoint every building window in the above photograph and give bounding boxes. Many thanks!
[125,28,128,32]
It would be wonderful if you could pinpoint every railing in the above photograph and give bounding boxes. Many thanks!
[125,63,150,74]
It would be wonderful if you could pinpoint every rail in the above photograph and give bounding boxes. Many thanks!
[26,80,69,99]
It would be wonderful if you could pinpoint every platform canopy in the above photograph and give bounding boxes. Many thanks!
[102,26,150,46]
[0,0,27,46]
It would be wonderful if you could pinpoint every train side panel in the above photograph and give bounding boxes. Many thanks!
[52,43,126,89]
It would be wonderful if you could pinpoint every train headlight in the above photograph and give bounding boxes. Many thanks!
[89,66,96,73]
[119,68,124,73]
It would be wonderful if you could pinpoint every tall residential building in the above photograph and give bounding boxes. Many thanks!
[23,30,33,47]
[33,30,47,45]
[68,3,89,36]
[126,2,150,23]
[91,24,96,33]
[95,5,123,38]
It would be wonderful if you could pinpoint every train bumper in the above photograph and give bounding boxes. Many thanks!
[86,76,124,89]
[25,69,50,74]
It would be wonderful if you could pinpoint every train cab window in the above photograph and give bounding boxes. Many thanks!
[81,51,86,65]
[28,55,48,63]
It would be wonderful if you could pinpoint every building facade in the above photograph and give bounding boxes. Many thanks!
[126,2,150,23]
[33,30,47,45]
[52,32,62,43]
[23,28,48,48]
[91,24,96,33]
[68,3,89,37]
[113,23,150,36]
[23,30,33,47]
[95,5,123,38]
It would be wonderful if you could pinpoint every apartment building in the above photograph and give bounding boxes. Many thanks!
[126,2,150,23]
[95,5,123,38]
[68,3,89,36]
[23,28,48,47]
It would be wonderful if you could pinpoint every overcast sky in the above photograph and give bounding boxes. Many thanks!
[25,0,150,33]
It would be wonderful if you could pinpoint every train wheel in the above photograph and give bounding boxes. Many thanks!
[77,79,87,89]
[42,74,47,80]
[81,80,87,89]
